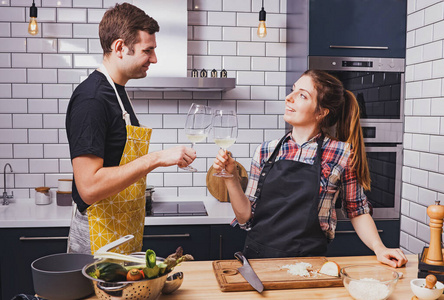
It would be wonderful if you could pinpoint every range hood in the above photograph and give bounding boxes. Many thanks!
[126,77,236,92]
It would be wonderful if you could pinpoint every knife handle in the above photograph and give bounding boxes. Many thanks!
[234,251,246,264]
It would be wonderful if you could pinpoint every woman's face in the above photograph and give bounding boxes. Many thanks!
[283,75,320,128]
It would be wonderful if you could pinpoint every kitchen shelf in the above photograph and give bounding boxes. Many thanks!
[126,77,236,92]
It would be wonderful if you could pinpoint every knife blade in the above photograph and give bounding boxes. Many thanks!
[234,251,264,293]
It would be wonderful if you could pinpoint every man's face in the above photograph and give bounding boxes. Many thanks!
[121,30,157,81]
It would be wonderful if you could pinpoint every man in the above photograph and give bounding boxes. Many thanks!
[66,3,195,254]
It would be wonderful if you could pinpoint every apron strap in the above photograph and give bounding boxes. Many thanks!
[99,64,134,126]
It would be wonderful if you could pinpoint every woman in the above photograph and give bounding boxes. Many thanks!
[213,70,407,268]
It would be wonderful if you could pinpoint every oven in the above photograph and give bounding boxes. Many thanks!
[308,56,405,220]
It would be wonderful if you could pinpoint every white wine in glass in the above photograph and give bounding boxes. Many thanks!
[181,103,213,172]
[212,109,238,178]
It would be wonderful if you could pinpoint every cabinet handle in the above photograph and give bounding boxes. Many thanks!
[20,236,68,241]
[329,45,389,50]
[143,233,190,238]
[336,230,383,234]
[219,234,223,260]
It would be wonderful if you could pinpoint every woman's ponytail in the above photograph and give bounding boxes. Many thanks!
[337,90,371,190]
[302,69,371,190]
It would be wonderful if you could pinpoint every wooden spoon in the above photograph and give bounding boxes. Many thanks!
[425,274,437,289]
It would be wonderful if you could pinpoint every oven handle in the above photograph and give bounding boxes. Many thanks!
[329,45,389,50]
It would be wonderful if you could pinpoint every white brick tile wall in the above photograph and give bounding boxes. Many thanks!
[208,11,236,26]
[237,71,264,85]
[73,54,102,68]
[0,54,11,68]
[58,39,88,53]
[42,23,72,38]
[13,114,42,128]
[0,7,25,22]
[193,0,222,11]
[193,26,222,40]
[43,114,65,128]
[58,69,87,83]
[14,144,43,158]
[415,25,433,45]
[417,222,430,243]
[88,39,102,53]
[28,69,57,83]
[44,144,70,158]
[223,0,250,12]
[58,8,87,23]
[73,24,99,38]
[0,99,27,113]
[402,182,419,202]
[222,27,250,41]
[0,115,12,128]
[425,2,444,24]
[412,98,431,115]
[251,57,279,71]
[74,0,102,8]
[1,38,26,53]
[12,53,42,68]
[43,84,72,98]
[400,215,416,236]
[414,62,432,80]
[0,23,10,37]
[237,42,265,56]
[410,202,427,223]
[407,10,425,31]
[418,187,438,206]
[434,20,444,40]
[410,167,429,188]
[251,85,279,100]
[208,41,236,55]
[419,152,439,171]
[0,69,26,83]
[423,41,443,61]
[29,129,58,143]
[12,84,43,98]
[29,99,58,113]
[251,28,280,42]
[0,85,12,98]
[429,171,444,193]
[30,159,59,173]
[27,38,57,53]
[164,173,192,186]
[43,54,73,68]
[237,100,264,114]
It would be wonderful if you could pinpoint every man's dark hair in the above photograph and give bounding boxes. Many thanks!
[99,3,159,55]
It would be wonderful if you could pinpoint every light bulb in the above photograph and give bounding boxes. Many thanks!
[28,17,38,35]
[257,21,267,38]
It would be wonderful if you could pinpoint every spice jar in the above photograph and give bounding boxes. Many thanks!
[35,186,51,205]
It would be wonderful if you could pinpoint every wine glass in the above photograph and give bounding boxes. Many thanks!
[211,109,238,178]
[181,103,213,172]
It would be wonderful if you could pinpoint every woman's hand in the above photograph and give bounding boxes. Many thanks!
[374,246,408,268]
[213,149,236,177]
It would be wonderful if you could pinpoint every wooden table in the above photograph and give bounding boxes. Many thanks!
[86,254,443,299]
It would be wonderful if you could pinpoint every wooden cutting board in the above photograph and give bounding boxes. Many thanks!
[213,257,343,292]
[206,161,248,202]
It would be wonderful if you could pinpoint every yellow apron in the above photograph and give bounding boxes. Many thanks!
[87,64,152,254]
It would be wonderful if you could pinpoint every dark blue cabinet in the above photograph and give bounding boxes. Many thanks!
[209,225,247,260]
[326,220,400,256]
[309,0,407,58]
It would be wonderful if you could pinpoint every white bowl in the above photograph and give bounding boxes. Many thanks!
[410,279,444,300]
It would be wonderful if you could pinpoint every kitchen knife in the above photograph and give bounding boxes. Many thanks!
[234,251,264,293]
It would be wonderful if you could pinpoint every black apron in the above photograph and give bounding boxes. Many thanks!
[243,132,327,259]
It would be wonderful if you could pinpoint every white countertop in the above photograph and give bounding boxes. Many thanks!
[0,197,236,228]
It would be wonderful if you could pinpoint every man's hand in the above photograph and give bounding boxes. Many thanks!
[155,146,196,168]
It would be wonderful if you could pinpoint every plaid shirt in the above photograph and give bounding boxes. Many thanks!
[232,132,372,240]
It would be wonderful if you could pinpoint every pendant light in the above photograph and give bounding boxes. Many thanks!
[257,0,267,38]
[28,0,38,36]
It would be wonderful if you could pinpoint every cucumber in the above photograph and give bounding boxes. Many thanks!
[145,249,156,268]
[94,262,128,282]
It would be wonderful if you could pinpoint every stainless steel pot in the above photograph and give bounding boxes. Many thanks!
[31,253,95,300]
[82,260,183,300]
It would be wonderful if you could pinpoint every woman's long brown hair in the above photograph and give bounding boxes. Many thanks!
[302,70,371,190]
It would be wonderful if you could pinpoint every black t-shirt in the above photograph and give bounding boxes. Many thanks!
[66,70,140,212]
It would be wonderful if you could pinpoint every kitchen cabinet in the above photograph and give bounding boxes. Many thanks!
[309,0,407,58]
[0,227,69,300]
[326,220,400,256]
[209,224,247,260]
[142,225,211,260]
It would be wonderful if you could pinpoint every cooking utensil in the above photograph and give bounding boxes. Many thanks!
[206,161,248,202]
[32,253,95,300]
[410,276,444,300]
[234,251,264,293]
[84,234,183,300]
